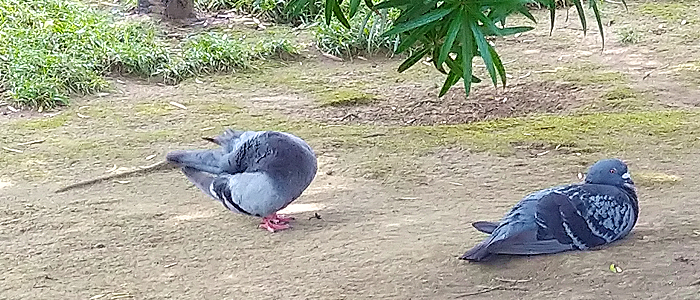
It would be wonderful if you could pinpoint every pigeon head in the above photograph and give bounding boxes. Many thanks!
[584,158,635,190]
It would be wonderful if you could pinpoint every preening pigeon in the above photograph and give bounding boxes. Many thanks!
[166,129,318,232]
[460,158,638,261]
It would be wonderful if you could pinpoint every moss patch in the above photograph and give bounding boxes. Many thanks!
[318,89,377,107]
[635,171,682,187]
[543,63,626,85]
[638,2,696,23]
[11,114,71,130]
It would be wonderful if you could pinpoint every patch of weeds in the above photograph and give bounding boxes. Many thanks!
[0,0,302,109]
[616,27,642,45]
[251,37,302,59]
[402,111,688,155]
[201,102,242,114]
[671,61,700,85]
[314,7,401,57]
[134,103,176,116]
[194,0,323,24]
[638,2,695,23]
[172,32,254,78]
[11,114,71,130]
[318,89,377,107]
[634,171,682,187]
[543,63,626,85]
[592,86,646,110]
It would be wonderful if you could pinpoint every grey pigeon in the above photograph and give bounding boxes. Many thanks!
[460,158,638,261]
[166,129,318,232]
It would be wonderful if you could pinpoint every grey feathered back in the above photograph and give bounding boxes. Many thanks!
[461,158,638,261]
[167,130,317,218]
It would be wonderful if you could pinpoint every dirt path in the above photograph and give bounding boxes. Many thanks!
[2,2,700,299]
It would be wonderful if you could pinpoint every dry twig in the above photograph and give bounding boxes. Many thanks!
[455,285,527,298]
[54,161,176,193]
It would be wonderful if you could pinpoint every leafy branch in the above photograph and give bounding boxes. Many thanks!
[289,0,626,97]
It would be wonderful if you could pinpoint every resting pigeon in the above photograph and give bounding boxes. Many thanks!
[460,158,638,261]
[166,129,318,232]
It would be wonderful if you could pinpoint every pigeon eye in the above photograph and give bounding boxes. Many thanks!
[610,169,616,174]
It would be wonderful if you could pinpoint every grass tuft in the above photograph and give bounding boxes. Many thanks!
[314,7,400,57]
[0,0,300,109]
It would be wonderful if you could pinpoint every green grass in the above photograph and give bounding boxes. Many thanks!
[638,2,695,23]
[2,97,697,180]
[542,62,627,85]
[313,7,400,57]
[194,0,323,24]
[0,0,300,109]
[318,88,377,107]
[616,27,642,45]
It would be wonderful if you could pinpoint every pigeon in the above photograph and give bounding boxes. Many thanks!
[460,158,638,261]
[166,129,318,232]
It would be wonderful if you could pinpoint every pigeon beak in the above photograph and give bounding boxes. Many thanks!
[621,172,635,190]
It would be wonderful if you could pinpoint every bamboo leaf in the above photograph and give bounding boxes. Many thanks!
[459,10,475,96]
[470,22,497,87]
[394,21,435,53]
[439,70,461,97]
[383,7,452,37]
[590,0,605,48]
[572,0,587,33]
[487,43,507,87]
[398,46,430,73]
[374,0,411,9]
[437,14,461,68]
[349,0,361,18]
[325,0,334,25]
[516,6,537,24]
[332,0,352,28]
[432,42,447,74]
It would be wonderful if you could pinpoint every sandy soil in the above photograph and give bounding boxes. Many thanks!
[1,1,700,299]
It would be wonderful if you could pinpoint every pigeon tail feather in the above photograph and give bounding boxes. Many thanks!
[181,167,216,198]
[472,221,499,234]
[166,149,225,174]
[459,237,496,261]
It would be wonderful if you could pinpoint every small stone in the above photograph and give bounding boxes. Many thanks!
[94,243,105,249]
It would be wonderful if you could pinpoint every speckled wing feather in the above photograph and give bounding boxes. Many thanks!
[461,184,638,261]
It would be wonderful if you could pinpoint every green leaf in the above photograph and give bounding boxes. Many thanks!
[487,43,507,87]
[470,21,497,87]
[383,7,453,37]
[590,0,605,48]
[349,0,361,18]
[364,0,375,9]
[332,0,352,28]
[397,46,430,73]
[481,25,534,36]
[572,0,587,33]
[432,42,447,74]
[437,14,461,68]
[394,21,434,53]
[286,0,309,16]
[516,6,537,24]
[324,0,334,25]
[439,70,461,97]
[374,0,411,9]
[459,10,475,96]
[395,0,438,24]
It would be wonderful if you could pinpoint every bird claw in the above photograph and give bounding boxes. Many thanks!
[259,213,295,232]
[259,220,292,232]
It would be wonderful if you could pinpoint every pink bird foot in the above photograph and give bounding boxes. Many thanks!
[259,213,295,232]
[269,213,295,224]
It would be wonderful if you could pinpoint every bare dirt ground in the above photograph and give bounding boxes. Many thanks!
[2,1,700,299]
